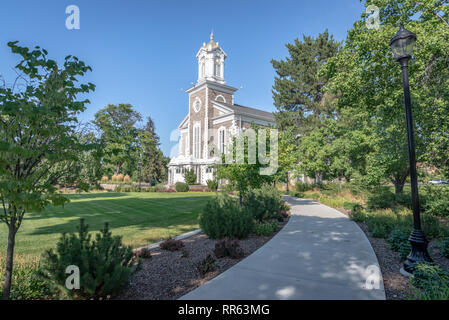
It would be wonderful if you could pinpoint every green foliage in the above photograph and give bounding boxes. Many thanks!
[206,179,219,192]
[0,260,53,300]
[214,239,244,259]
[184,169,197,185]
[421,186,449,217]
[40,219,136,299]
[214,124,275,205]
[140,117,166,184]
[411,263,449,300]
[199,194,254,239]
[160,238,184,251]
[253,221,278,236]
[175,182,189,192]
[387,229,412,260]
[440,237,449,258]
[0,41,96,298]
[243,185,285,222]
[93,104,142,176]
[197,254,216,276]
[295,181,314,192]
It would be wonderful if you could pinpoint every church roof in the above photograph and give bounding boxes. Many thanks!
[215,101,276,122]
[202,32,220,51]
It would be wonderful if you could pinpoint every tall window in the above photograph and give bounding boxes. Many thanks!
[215,58,221,77]
[200,58,205,78]
[219,128,226,154]
[194,124,201,159]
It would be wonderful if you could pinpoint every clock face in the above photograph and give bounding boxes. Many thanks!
[193,98,201,113]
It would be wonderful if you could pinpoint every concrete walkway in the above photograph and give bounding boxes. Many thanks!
[180,196,386,300]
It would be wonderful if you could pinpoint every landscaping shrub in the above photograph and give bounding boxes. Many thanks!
[133,247,152,259]
[123,174,131,183]
[197,254,216,275]
[199,194,254,239]
[160,238,184,251]
[243,185,284,222]
[214,239,244,259]
[295,181,314,192]
[421,186,449,217]
[387,229,411,260]
[0,255,53,300]
[253,221,278,236]
[40,219,136,299]
[206,179,219,192]
[411,263,449,300]
[184,169,197,185]
[440,237,449,258]
[367,188,396,209]
[348,207,367,222]
[101,176,109,183]
[175,182,189,192]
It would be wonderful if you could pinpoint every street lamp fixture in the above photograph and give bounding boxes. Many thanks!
[389,24,432,275]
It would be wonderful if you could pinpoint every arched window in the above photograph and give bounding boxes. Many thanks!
[215,95,226,103]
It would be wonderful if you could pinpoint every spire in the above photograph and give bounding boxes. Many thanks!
[210,30,214,41]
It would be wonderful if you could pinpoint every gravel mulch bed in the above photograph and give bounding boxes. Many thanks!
[117,219,289,300]
[332,206,449,300]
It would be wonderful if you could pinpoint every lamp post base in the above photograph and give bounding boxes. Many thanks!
[403,229,433,274]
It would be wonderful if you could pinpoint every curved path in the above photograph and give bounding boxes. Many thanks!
[180,196,385,300]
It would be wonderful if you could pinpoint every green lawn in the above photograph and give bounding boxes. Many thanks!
[0,192,215,257]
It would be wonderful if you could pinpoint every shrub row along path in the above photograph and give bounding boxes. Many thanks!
[181,196,386,300]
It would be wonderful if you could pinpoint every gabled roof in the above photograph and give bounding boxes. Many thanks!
[212,101,276,122]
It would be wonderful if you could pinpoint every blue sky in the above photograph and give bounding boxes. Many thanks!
[0,0,365,156]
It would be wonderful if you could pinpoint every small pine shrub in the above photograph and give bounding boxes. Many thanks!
[387,229,411,260]
[197,254,216,275]
[206,179,219,192]
[184,169,197,185]
[40,219,136,299]
[116,174,124,182]
[133,247,152,259]
[160,238,184,251]
[111,174,118,182]
[253,221,278,236]
[123,174,131,183]
[214,239,244,259]
[200,193,254,239]
[175,182,189,192]
[101,176,109,183]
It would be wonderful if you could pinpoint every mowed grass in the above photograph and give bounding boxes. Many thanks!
[0,192,215,257]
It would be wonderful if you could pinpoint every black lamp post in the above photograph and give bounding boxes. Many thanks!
[138,161,143,192]
[286,171,289,195]
[389,25,432,274]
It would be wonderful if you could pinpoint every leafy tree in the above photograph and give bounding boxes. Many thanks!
[0,42,95,299]
[323,0,449,192]
[215,125,275,206]
[93,104,142,176]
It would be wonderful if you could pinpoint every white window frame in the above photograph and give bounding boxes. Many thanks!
[218,126,226,154]
[193,123,201,159]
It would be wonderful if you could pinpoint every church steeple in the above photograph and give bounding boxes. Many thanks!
[196,32,226,84]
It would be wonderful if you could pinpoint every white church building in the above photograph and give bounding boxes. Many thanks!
[168,33,276,186]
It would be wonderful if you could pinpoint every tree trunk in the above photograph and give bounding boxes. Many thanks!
[114,163,121,175]
[394,182,404,194]
[2,224,17,300]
